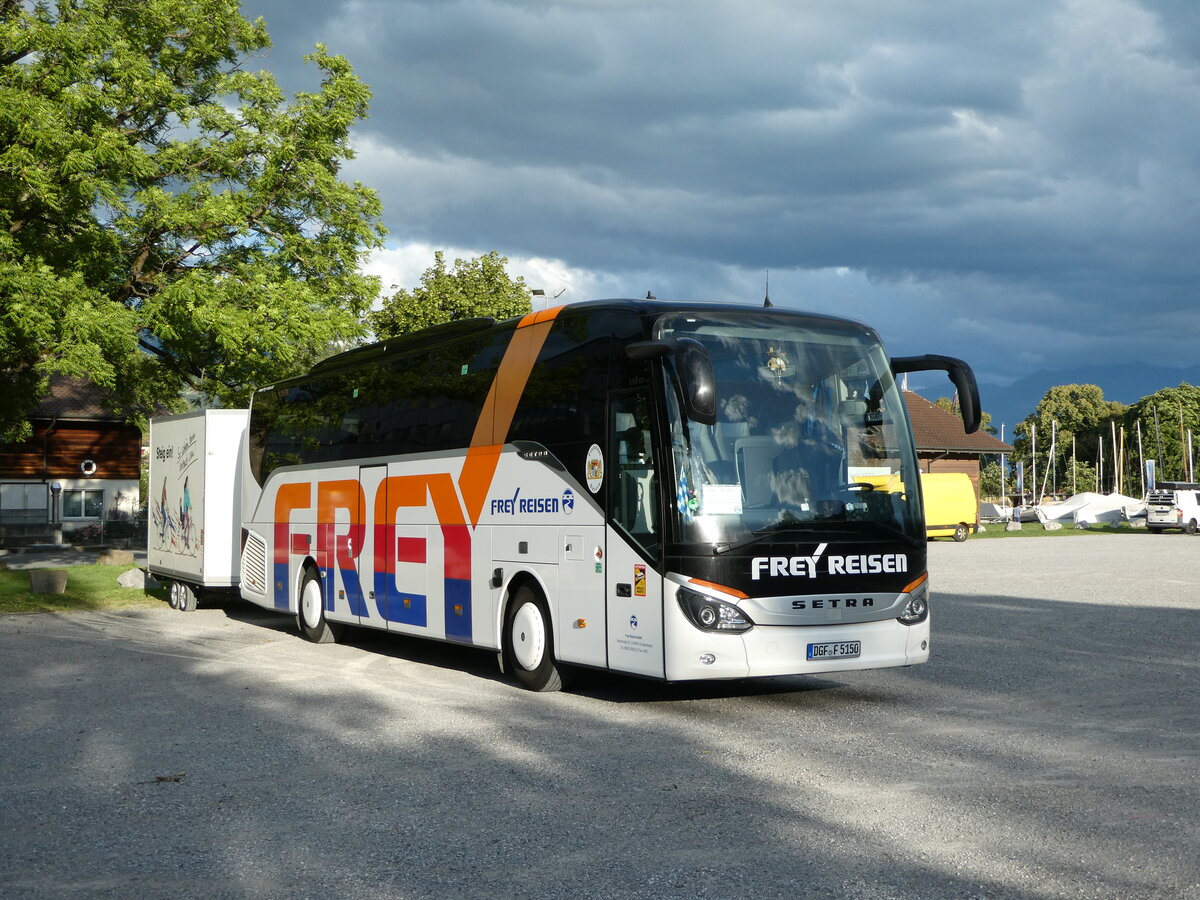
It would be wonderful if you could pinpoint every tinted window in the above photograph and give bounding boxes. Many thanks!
[249,330,509,484]
[510,309,647,476]
[247,308,649,486]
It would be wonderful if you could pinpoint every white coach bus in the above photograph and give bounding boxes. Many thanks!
[237,299,980,691]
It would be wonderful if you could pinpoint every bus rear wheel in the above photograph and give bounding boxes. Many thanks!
[504,585,568,692]
[296,567,344,644]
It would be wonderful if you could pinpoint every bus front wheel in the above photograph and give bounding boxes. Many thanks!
[504,585,568,692]
[297,567,344,644]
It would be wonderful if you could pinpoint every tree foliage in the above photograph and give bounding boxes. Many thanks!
[978,460,1002,499]
[1124,384,1200,485]
[0,0,385,439]
[1010,385,1125,485]
[367,250,532,339]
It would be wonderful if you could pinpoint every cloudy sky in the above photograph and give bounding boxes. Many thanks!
[240,0,1200,387]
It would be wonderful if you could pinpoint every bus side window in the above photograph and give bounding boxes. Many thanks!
[611,391,659,558]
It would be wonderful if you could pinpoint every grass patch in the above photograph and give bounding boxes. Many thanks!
[967,523,1143,539]
[0,565,167,614]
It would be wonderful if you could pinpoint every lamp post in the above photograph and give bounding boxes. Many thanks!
[50,482,62,546]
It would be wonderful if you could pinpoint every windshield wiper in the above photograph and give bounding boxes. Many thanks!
[712,523,854,555]
[711,520,921,555]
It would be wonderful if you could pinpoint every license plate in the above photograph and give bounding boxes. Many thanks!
[807,640,861,661]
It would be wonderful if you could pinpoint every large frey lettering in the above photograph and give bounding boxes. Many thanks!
[269,308,566,645]
[273,474,472,640]
[751,544,908,580]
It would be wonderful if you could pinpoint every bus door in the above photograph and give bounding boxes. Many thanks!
[605,389,666,678]
[364,463,432,635]
[356,464,389,627]
[314,465,368,626]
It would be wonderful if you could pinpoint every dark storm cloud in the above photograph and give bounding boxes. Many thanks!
[240,0,1200,381]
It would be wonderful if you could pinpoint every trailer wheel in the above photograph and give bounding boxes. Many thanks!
[168,581,197,611]
[503,584,569,692]
[296,567,344,643]
[953,523,970,542]
[178,583,197,612]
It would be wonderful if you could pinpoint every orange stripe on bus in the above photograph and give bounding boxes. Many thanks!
[459,307,562,526]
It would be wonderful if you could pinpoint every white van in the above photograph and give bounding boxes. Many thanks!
[1146,482,1200,534]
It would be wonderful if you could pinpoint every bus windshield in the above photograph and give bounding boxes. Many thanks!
[656,311,924,547]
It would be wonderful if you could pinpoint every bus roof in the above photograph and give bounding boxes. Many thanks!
[273,298,875,391]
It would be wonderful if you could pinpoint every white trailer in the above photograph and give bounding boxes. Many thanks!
[147,409,249,610]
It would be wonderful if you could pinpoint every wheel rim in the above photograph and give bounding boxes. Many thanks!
[301,577,323,629]
[511,601,546,671]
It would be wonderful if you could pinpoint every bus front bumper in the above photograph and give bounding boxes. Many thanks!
[663,615,930,682]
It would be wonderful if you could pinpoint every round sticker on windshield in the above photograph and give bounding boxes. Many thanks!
[585,444,604,493]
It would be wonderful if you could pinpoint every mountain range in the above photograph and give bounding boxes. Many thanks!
[973,364,1200,436]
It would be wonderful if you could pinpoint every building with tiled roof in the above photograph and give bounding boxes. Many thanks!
[903,391,1013,495]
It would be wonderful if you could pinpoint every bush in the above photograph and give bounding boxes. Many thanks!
[65,523,103,544]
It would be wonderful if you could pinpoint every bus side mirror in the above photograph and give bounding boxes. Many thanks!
[891,354,982,434]
[627,338,718,426]
[676,338,717,425]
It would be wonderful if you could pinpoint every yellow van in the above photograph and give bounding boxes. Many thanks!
[920,472,978,542]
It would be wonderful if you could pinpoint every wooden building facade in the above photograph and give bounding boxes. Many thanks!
[0,377,142,542]
[903,391,1013,497]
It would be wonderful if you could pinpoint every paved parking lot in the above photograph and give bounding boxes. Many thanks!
[1,532,1198,898]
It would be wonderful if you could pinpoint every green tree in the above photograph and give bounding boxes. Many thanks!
[368,250,533,338]
[1123,384,1200,485]
[1010,385,1125,493]
[978,460,1003,499]
[0,0,385,439]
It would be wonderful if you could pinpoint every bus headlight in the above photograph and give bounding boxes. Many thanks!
[897,582,929,626]
[677,588,754,633]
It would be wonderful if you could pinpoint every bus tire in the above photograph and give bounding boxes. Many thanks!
[953,523,970,542]
[504,584,568,692]
[296,567,343,644]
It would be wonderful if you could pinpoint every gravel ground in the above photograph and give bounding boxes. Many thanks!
[1,532,1197,899]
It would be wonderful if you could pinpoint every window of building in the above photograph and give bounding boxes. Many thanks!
[62,490,104,519]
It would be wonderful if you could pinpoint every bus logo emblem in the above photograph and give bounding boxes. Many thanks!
[585,444,604,493]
